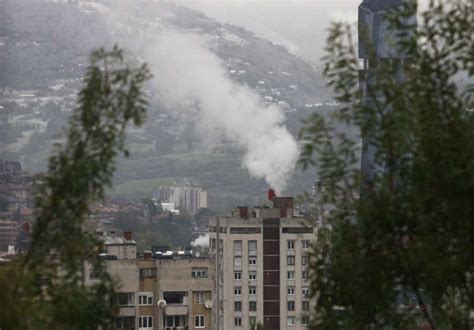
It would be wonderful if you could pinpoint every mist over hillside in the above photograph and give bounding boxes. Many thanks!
[0,0,337,211]
[182,0,358,63]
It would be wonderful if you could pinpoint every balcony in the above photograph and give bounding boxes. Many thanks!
[164,305,189,316]
[117,306,136,317]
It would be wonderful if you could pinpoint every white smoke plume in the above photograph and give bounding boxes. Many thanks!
[142,30,299,193]
[191,233,210,248]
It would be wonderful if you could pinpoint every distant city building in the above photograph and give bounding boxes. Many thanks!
[0,219,30,255]
[0,160,36,215]
[88,199,148,230]
[155,186,207,214]
[209,191,316,330]
[161,202,179,215]
[0,161,23,182]
[86,231,215,330]
[0,220,19,251]
[0,160,33,252]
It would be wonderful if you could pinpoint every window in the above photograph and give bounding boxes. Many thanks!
[139,268,156,278]
[115,317,135,330]
[287,301,295,311]
[287,316,295,326]
[287,271,295,280]
[233,240,242,254]
[249,301,257,312]
[249,271,257,280]
[138,316,153,329]
[234,271,242,280]
[302,240,310,250]
[138,292,153,306]
[287,240,295,250]
[230,227,261,234]
[248,256,257,265]
[302,255,309,265]
[115,292,134,306]
[234,317,242,326]
[192,267,208,278]
[89,266,99,280]
[219,239,224,253]
[164,316,186,327]
[194,291,205,304]
[302,315,309,325]
[234,301,242,311]
[249,316,257,326]
[234,256,242,268]
[302,271,309,280]
[302,287,310,298]
[248,240,257,255]
[195,315,205,328]
[302,301,310,311]
[287,256,295,265]
[287,287,295,295]
[234,287,242,296]
[249,286,256,295]
[283,227,313,234]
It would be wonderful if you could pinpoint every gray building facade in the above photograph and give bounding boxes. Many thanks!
[209,194,316,330]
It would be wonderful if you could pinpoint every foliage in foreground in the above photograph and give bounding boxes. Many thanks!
[0,46,150,329]
[300,1,473,329]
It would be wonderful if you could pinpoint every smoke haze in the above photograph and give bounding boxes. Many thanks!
[191,233,210,248]
[141,30,299,193]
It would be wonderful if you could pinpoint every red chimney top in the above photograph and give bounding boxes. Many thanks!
[268,188,276,201]
[238,206,248,219]
[123,231,133,241]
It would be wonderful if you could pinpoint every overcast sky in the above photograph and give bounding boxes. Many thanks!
[182,0,427,64]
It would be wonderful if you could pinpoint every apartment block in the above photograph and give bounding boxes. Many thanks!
[0,160,35,214]
[0,220,19,251]
[155,186,207,214]
[209,192,316,330]
[87,232,215,330]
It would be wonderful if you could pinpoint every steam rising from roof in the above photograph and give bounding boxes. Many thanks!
[143,30,299,193]
[191,233,210,248]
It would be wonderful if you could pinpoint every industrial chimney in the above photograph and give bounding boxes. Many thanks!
[268,188,276,201]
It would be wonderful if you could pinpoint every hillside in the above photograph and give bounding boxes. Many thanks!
[0,1,335,211]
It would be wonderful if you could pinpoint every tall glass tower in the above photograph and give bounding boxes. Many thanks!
[358,0,415,192]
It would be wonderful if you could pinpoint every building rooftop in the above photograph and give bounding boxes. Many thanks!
[101,235,136,246]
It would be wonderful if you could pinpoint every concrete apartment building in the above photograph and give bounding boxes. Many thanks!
[155,186,208,214]
[0,160,35,213]
[87,231,215,330]
[0,220,18,251]
[209,192,315,330]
